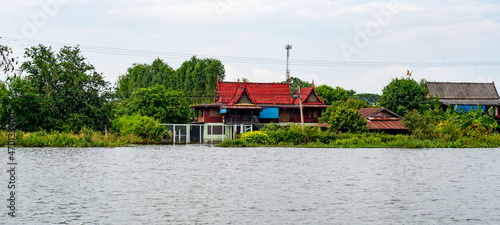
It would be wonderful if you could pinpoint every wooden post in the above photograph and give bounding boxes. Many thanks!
[298,83,305,133]
[173,125,176,145]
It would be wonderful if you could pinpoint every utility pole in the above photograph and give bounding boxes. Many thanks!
[298,83,305,133]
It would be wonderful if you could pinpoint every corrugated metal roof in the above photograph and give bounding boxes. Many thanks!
[367,120,407,130]
[426,82,500,100]
[359,108,407,130]
[358,108,402,119]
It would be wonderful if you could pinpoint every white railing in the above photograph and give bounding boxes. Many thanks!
[162,124,253,144]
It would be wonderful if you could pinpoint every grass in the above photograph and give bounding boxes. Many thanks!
[219,132,500,148]
[0,130,154,147]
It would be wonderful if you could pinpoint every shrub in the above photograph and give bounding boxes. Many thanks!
[239,131,271,145]
[318,100,368,133]
[112,114,166,141]
[260,123,305,144]
[218,139,247,147]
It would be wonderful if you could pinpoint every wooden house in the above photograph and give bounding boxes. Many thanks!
[358,107,408,134]
[191,80,327,130]
[425,82,500,117]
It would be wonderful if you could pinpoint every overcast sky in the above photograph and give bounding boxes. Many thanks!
[1,0,499,94]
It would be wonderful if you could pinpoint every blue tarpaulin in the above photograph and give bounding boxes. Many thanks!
[455,105,486,113]
[260,107,279,119]
[220,109,227,114]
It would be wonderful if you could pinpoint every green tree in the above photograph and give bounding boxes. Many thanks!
[356,93,380,106]
[115,58,175,99]
[379,77,440,116]
[3,44,111,132]
[116,56,224,104]
[0,44,17,74]
[112,113,166,141]
[285,77,311,95]
[315,84,356,105]
[117,85,190,124]
[318,99,368,133]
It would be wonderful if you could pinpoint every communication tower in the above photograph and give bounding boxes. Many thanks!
[285,44,292,82]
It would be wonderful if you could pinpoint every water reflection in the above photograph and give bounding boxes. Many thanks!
[1,146,499,224]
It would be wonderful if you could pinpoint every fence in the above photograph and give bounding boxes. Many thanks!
[163,124,253,144]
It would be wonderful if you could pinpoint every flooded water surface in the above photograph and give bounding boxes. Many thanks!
[1,146,500,224]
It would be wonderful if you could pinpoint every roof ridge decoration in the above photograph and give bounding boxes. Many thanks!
[226,81,258,106]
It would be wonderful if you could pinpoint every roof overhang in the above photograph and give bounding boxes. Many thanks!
[439,99,500,107]
[220,105,265,110]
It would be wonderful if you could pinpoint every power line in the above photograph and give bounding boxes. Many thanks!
[2,36,500,68]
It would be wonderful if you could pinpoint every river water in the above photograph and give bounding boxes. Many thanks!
[1,145,499,224]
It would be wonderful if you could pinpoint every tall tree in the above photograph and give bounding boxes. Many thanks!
[117,85,190,124]
[315,84,356,105]
[8,44,112,132]
[115,58,175,99]
[379,77,440,116]
[115,56,224,103]
[318,99,369,133]
[356,93,380,106]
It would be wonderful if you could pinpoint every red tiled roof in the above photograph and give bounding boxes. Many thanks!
[367,120,407,130]
[292,86,325,105]
[216,81,292,104]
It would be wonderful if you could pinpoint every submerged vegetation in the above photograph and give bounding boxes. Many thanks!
[0,129,147,147]
[220,106,500,148]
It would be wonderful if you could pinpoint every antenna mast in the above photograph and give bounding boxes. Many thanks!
[285,43,292,83]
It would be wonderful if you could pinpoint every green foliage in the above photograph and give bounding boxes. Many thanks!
[315,84,356,105]
[403,109,447,139]
[318,100,369,133]
[0,44,17,74]
[116,85,190,124]
[112,114,166,141]
[1,45,111,132]
[404,107,498,141]
[356,93,381,106]
[259,123,305,145]
[218,139,247,147]
[115,58,175,99]
[379,77,440,116]
[285,77,311,96]
[0,129,144,147]
[116,56,225,104]
[239,131,271,144]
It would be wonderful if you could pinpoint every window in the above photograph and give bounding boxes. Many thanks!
[207,125,223,135]
[209,109,221,117]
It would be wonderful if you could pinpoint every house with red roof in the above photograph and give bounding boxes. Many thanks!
[358,107,408,134]
[191,80,327,130]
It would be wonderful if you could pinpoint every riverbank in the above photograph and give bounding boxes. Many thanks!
[0,130,155,147]
[3,130,500,148]
[218,132,500,148]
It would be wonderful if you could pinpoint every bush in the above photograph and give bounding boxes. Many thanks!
[112,114,166,141]
[318,100,368,133]
[218,139,247,147]
[260,123,305,144]
[239,131,271,145]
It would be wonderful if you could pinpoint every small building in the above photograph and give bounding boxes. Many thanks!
[358,107,408,134]
[425,81,500,117]
[191,80,328,141]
